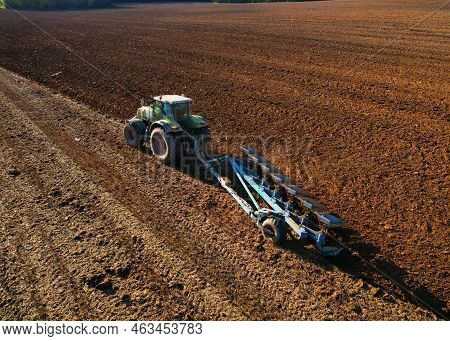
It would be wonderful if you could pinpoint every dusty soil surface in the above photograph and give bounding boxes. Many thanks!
[0,0,448,319]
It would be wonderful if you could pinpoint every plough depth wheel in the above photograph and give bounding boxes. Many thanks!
[261,217,287,245]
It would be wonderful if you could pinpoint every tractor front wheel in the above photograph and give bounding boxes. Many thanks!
[150,127,177,165]
[124,124,141,149]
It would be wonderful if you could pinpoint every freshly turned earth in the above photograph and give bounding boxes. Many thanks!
[0,0,448,320]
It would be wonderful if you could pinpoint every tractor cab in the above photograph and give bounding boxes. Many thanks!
[153,95,192,121]
[148,94,207,131]
[135,95,192,122]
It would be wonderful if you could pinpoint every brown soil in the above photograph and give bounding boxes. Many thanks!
[0,0,448,319]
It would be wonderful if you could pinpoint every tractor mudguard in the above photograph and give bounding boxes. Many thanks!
[127,118,147,140]
[150,119,183,134]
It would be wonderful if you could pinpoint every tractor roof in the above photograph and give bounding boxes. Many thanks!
[154,95,192,104]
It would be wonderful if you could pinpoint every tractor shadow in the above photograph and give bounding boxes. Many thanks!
[139,144,223,184]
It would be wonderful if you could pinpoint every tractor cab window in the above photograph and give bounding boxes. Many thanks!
[163,103,174,118]
[173,102,190,120]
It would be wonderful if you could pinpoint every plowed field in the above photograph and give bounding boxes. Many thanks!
[0,0,448,320]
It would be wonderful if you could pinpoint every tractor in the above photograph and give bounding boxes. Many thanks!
[124,95,210,164]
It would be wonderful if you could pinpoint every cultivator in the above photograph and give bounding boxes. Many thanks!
[204,147,345,256]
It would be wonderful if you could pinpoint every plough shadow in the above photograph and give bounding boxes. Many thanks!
[139,145,447,320]
[280,225,448,320]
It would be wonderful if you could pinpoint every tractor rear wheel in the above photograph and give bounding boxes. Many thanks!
[193,127,212,157]
[261,217,287,245]
[150,127,177,165]
[124,124,141,149]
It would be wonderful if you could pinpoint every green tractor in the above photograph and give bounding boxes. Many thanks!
[124,95,210,164]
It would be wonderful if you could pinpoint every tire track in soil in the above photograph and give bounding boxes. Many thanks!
[0,67,437,319]
[0,185,88,320]
[0,203,49,320]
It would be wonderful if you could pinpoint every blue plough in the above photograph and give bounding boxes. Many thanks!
[204,147,345,256]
